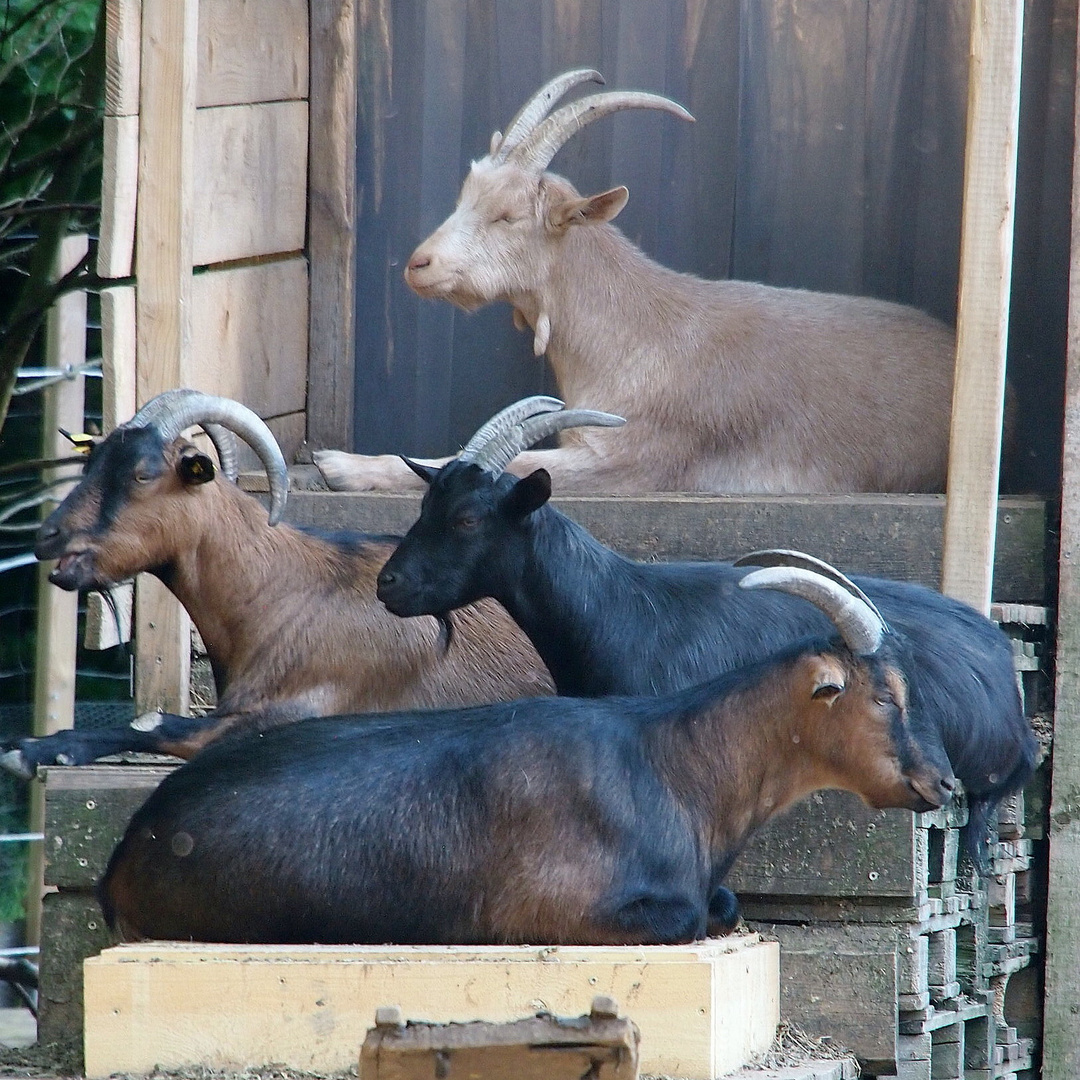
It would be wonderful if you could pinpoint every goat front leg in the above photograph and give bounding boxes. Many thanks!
[313,451,454,492]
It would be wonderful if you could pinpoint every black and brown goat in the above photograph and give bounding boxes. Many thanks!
[376,398,1038,860]
[100,563,952,945]
[4,391,551,778]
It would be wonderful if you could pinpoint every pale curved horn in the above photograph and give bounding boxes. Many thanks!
[458,396,565,460]
[127,391,289,526]
[738,566,887,656]
[457,395,625,476]
[126,391,239,481]
[734,548,886,626]
[492,69,605,162]
[508,90,694,174]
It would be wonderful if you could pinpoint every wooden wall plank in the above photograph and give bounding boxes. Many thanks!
[197,0,309,108]
[98,114,138,279]
[940,0,1024,613]
[280,491,1049,603]
[134,0,199,715]
[29,235,90,949]
[190,258,308,417]
[192,101,308,266]
[85,286,138,650]
[104,0,141,117]
[307,0,356,452]
[1041,6,1080,1074]
[734,0,867,293]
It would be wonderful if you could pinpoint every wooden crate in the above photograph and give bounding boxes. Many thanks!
[82,937,779,1080]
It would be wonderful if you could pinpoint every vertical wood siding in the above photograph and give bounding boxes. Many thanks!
[351,0,1075,491]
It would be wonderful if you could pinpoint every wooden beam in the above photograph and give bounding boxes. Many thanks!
[133,0,199,714]
[1041,7,1080,1075]
[939,0,1024,613]
[83,938,778,1080]
[28,234,89,947]
[306,0,356,452]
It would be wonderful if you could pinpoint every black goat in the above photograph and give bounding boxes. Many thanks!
[5,391,551,778]
[376,398,1038,859]
[100,564,952,945]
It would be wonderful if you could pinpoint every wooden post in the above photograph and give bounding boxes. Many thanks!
[306,0,356,452]
[1041,9,1080,1075]
[28,233,89,946]
[939,0,1024,613]
[131,0,198,714]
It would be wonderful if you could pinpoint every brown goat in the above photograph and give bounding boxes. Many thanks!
[6,391,551,778]
[315,69,955,495]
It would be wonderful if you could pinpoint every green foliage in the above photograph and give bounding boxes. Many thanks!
[0,0,104,432]
[0,776,28,924]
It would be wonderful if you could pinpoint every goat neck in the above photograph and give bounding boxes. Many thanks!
[648,646,934,858]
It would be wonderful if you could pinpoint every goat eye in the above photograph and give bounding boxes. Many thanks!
[454,515,479,532]
[493,213,516,225]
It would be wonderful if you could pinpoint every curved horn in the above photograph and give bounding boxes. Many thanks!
[492,69,605,162]
[738,566,887,656]
[126,391,241,482]
[508,90,694,174]
[127,391,289,526]
[734,548,886,626]
[467,407,626,476]
[458,396,566,460]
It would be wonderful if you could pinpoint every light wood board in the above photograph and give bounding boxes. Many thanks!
[84,938,779,1080]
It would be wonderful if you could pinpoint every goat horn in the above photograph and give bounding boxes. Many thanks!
[492,69,605,162]
[460,396,625,476]
[738,566,887,656]
[126,391,240,481]
[734,548,887,627]
[127,391,289,526]
[459,396,566,459]
[508,91,694,174]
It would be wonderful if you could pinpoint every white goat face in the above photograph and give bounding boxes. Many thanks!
[404,158,628,312]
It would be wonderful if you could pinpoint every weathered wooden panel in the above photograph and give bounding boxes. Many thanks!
[735,0,867,294]
[765,923,900,1069]
[278,491,1049,603]
[192,101,308,266]
[307,0,356,452]
[359,1004,639,1080]
[98,114,139,279]
[729,793,920,899]
[83,938,779,1080]
[36,891,113,1064]
[103,0,141,118]
[43,764,173,888]
[197,0,309,108]
[190,258,308,418]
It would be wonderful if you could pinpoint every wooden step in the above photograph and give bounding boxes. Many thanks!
[83,936,779,1080]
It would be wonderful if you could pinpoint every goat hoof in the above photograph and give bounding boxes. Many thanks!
[55,753,77,766]
[0,750,35,781]
[131,711,164,732]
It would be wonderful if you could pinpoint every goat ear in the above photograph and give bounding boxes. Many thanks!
[177,447,216,486]
[809,656,846,705]
[502,469,552,519]
[548,186,629,231]
[401,457,439,484]
[489,129,503,156]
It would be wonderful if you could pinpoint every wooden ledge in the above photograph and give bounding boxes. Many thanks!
[84,936,779,1079]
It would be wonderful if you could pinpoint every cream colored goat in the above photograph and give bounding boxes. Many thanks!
[316,69,955,495]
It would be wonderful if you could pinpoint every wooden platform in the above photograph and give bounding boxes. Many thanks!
[82,937,779,1080]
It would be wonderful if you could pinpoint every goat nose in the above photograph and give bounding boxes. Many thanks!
[407,254,431,272]
[376,568,397,590]
[939,774,957,795]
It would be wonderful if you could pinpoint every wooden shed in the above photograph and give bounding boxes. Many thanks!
[32,1,1080,1078]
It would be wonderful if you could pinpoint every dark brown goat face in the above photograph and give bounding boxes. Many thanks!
[34,427,215,591]
[796,653,955,813]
